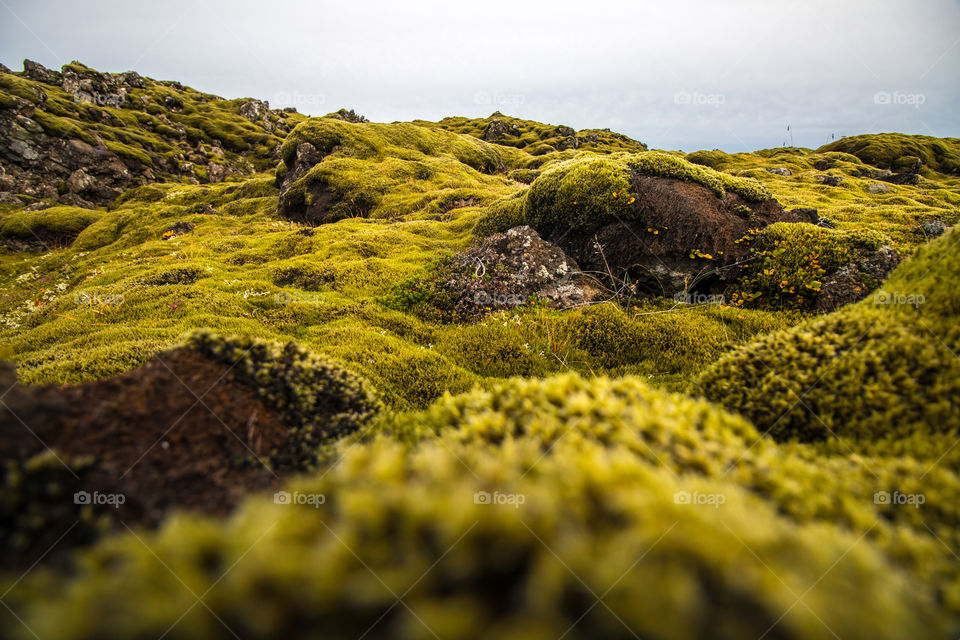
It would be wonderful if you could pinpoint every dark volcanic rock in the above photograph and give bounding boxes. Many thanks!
[816,175,844,187]
[914,219,947,239]
[22,59,61,85]
[815,246,901,312]
[446,226,592,314]
[483,118,511,142]
[765,167,792,176]
[886,172,920,185]
[326,108,368,124]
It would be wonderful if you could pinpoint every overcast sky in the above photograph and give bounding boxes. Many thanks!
[2,0,958,152]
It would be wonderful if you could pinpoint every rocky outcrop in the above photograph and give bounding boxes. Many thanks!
[815,246,901,312]
[0,60,300,208]
[325,108,368,124]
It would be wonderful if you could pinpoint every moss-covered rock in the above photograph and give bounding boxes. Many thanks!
[185,330,381,466]
[508,152,809,296]
[0,206,100,250]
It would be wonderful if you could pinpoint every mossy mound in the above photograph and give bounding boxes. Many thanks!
[276,117,521,223]
[6,374,945,640]
[0,206,100,249]
[696,225,960,441]
[729,222,893,310]
[818,133,960,176]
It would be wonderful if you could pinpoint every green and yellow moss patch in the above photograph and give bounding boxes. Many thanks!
[818,133,960,176]
[696,225,960,441]
[730,222,891,310]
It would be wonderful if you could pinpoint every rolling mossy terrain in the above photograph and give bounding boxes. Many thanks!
[1,61,960,639]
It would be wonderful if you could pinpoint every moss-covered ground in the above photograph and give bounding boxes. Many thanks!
[1,112,959,638]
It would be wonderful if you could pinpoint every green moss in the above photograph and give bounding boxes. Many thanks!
[628,152,772,202]
[0,206,101,247]
[423,112,649,155]
[472,191,528,236]
[565,301,797,375]
[685,149,735,170]
[276,118,521,222]
[29,109,96,144]
[525,155,635,229]
[696,225,960,441]
[521,151,773,234]
[137,265,204,286]
[1,450,105,564]
[819,133,960,175]
[0,72,42,103]
[730,222,890,310]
